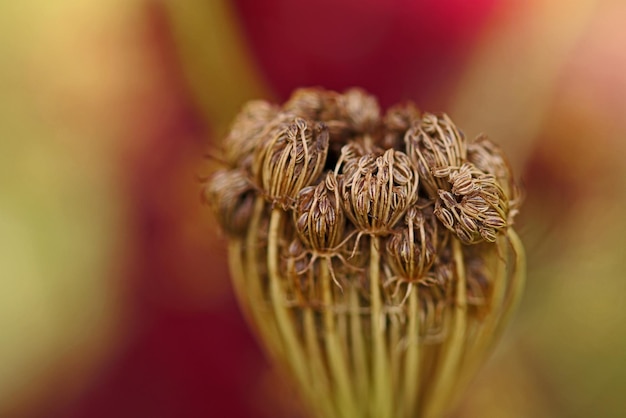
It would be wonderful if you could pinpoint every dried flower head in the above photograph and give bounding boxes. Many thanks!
[338,87,381,134]
[381,102,421,150]
[434,163,509,244]
[405,112,467,198]
[385,205,442,283]
[223,100,279,169]
[338,148,418,233]
[202,169,256,237]
[252,117,329,209]
[293,172,345,251]
[203,88,525,418]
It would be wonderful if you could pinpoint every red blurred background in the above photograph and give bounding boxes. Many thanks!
[2,0,626,417]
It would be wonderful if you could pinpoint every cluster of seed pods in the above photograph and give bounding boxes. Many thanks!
[203,88,524,418]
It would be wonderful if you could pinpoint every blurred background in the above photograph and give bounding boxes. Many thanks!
[1,0,625,417]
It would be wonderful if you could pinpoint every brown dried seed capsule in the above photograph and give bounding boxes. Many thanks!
[223,100,279,169]
[339,148,418,233]
[449,163,476,196]
[479,226,498,242]
[283,88,329,118]
[203,169,257,237]
[434,162,510,244]
[385,207,438,282]
[404,113,467,198]
[293,172,345,251]
[339,88,381,134]
[467,134,518,202]
[252,117,329,209]
[382,102,421,149]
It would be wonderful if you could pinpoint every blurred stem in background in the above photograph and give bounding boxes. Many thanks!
[164,1,270,136]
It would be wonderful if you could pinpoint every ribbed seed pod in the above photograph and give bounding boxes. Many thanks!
[381,102,421,150]
[294,172,345,251]
[202,169,256,237]
[223,100,279,169]
[468,134,521,218]
[434,163,509,244]
[338,88,381,134]
[405,113,467,197]
[339,149,418,233]
[253,117,329,209]
[385,206,440,282]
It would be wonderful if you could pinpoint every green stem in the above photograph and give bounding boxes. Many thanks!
[402,287,420,418]
[423,238,467,418]
[370,236,392,418]
[267,208,311,404]
[320,259,358,418]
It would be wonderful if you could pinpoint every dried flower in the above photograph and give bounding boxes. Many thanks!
[434,163,509,244]
[293,172,345,251]
[203,88,525,418]
[202,169,256,237]
[405,112,467,198]
[223,100,279,169]
[381,102,421,150]
[385,205,442,283]
[338,148,418,234]
[252,117,329,209]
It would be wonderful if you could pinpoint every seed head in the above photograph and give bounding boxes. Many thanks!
[434,163,509,244]
[223,100,279,169]
[338,148,418,233]
[405,113,467,197]
[204,89,525,418]
[385,205,441,282]
[202,169,256,237]
[252,117,329,209]
[293,172,345,251]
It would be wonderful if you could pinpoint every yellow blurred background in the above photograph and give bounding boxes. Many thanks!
[1,0,626,417]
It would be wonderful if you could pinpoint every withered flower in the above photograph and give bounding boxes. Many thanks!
[385,205,442,283]
[381,102,421,150]
[201,169,256,237]
[338,87,381,134]
[338,148,418,234]
[252,117,329,209]
[203,88,525,418]
[405,112,467,198]
[294,172,345,251]
[434,163,509,244]
[223,100,279,169]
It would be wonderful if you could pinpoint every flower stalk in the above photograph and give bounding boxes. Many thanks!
[204,87,525,418]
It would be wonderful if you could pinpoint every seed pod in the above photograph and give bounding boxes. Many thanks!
[339,148,418,233]
[405,113,467,197]
[293,172,345,251]
[385,206,439,282]
[467,134,517,199]
[338,88,381,134]
[202,169,257,237]
[434,163,509,244]
[223,100,279,169]
[382,102,421,150]
[448,163,476,196]
[253,117,329,209]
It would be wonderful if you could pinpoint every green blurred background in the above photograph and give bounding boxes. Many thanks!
[1,0,625,417]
